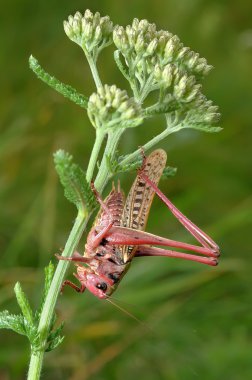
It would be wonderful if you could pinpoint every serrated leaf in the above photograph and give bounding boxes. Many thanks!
[43,261,55,298]
[108,153,142,175]
[46,322,65,352]
[45,335,64,352]
[114,50,130,81]
[54,150,95,212]
[29,55,88,109]
[48,322,64,342]
[14,282,34,326]
[0,311,26,336]
[35,262,55,321]
[185,123,223,133]
[162,165,177,178]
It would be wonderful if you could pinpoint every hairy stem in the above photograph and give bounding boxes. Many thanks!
[86,130,106,183]
[27,211,90,380]
[94,129,124,192]
[86,54,102,88]
[27,350,44,380]
[120,124,181,167]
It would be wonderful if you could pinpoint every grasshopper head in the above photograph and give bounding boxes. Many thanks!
[76,269,113,299]
[85,273,113,299]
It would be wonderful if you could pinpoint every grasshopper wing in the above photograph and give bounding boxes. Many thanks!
[121,149,167,263]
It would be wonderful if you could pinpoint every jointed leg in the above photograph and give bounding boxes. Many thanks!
[55,251,90,264]
[138,171,220,256]
[105,226,219,258]
[60,279,86,293]
[135,245,218,266]
[88,182,116,248]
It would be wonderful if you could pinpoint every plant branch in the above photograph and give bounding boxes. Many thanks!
[120,124,182,167]
[94,129,125,192]
[86,54,102,89]
[86,130,106,183]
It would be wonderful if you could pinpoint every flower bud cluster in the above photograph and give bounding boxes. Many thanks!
[64,10,113,56]
[113,18,212,96]
[154,64,202,103]
[185,95,220,126]
[195,97,220,124]
[87,85,143,130]
[113,19,158,57]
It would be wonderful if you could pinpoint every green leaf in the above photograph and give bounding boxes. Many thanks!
[46,334,64,352]
[14,282,34,326]
[185,123,223,133]
[107,153,142,175]
[29,55,88,109]
[46,322,65,352]
[43,261,55,297]
[54,150,95,212]
[114,50,130,81]
[35,262,55,321]
[162,165,177,178]
[0,311,26,336]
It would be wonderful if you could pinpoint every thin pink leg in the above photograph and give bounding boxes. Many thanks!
[135,245,218,266]
[139,172,220,255]
[104,226,219,258]
[55,251,90,263]
[88,182,115,248]
[60,279,86,293]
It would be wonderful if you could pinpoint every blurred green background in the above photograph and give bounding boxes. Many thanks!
[1,0,252,379]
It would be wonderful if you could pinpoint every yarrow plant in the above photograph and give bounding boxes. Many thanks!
[0,9,221,380]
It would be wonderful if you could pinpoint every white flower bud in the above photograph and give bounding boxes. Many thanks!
[63,21,73,38]
[94,26,102,42]
[84,9,92,20]
[135,35,145,53]
[72,19,81,35]
[74,12,82,21]
[146,39,158,55]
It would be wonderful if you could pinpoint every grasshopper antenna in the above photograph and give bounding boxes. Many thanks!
[106,297,152,332]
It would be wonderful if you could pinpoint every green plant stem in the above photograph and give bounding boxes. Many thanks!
[138,74,154,103]
[86,54,102,88]
[27,211,90,380]
[94,129,124,192]
[27,350,44,380]
[120,124,181,167]
[86,130,106,183]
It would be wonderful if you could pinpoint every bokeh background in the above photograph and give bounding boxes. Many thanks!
[1,0,252,379]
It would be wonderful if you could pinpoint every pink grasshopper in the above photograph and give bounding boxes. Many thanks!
[57,149,220,299]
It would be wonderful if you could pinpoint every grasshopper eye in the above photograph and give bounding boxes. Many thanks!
[96,282,107,291]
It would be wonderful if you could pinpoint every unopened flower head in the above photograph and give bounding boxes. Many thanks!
[64,10,113,56]
[113,17,213,103]
[113,18,158,58]
[87,85,143,130]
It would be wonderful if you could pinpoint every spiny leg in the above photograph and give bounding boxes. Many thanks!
[105,226,219,258]
[135,245,218,266]
[138,171,220,256]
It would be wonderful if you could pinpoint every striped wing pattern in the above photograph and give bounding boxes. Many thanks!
[121,149,167,262]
